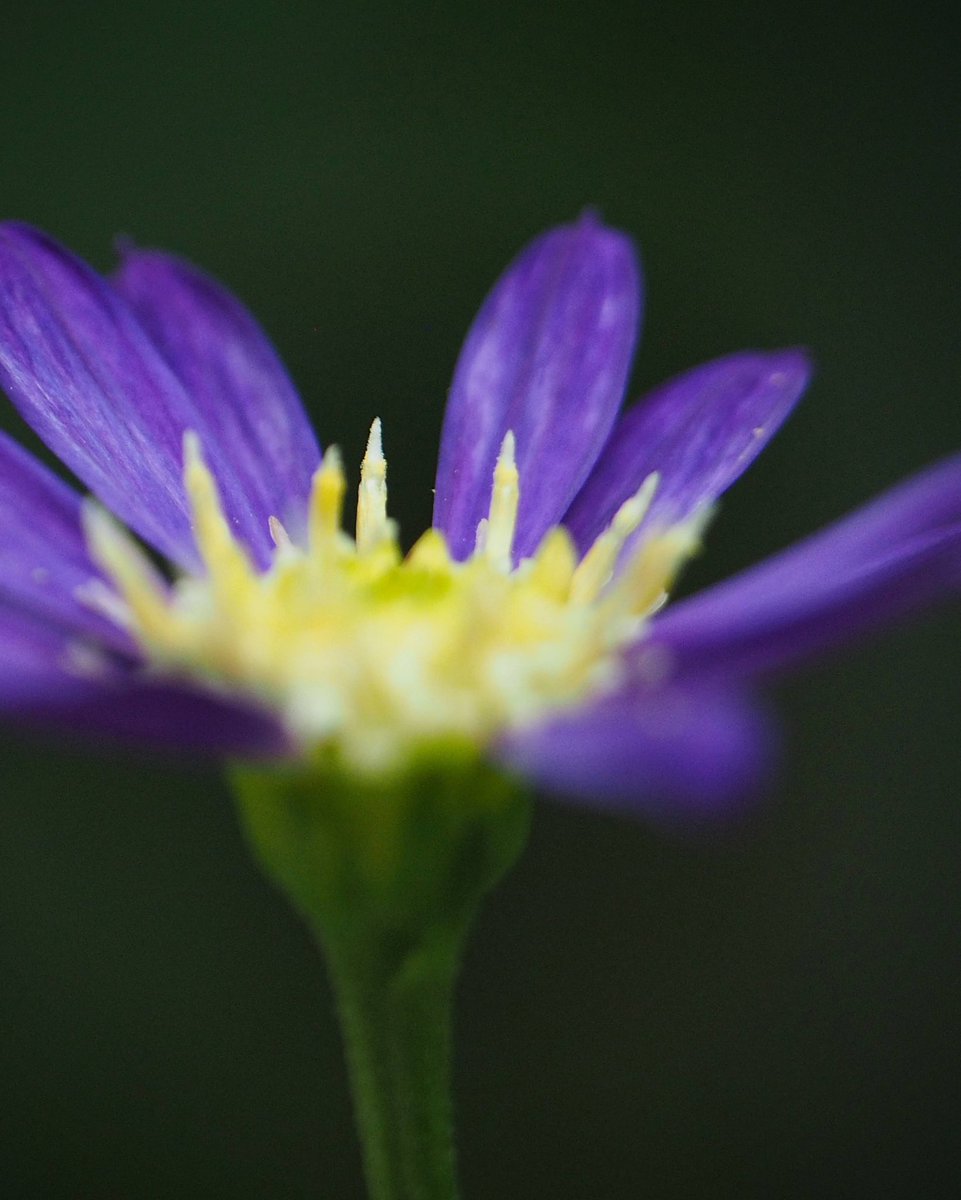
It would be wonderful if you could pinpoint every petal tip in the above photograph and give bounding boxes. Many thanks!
[536,211,641,281]
[764,345,815,389]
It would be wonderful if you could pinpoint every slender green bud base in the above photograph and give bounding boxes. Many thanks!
[230,747,532,1200]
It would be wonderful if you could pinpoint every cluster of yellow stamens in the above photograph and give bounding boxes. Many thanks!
[83,422,704,772]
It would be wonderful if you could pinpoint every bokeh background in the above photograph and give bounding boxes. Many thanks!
[2,3,960,1196]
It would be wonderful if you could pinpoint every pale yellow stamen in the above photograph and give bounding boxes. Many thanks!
[473,517,489,556]
[268,516,291,550]
[407,527,454,572]
[309,445,348,555]
[82,503,173,645]
[484,431,519,571]
[85,423,703,775]
[356,418,388,553]
[602,506,712,622]
[570,472,659,604]
[525,527,578,603]
[184,432,255,602]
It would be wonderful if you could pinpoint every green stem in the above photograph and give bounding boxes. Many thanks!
[323,931,461,1200]
[230,751,531,1200]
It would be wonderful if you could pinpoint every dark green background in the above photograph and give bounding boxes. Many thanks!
[2,3,960,1196]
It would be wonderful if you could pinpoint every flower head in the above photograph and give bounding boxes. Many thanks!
[1,216,959,817]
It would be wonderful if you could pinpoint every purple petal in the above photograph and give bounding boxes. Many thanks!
[564,349,812,553]
[0,603,287,757]
[0,603,98,708]
[0,430,133,649]
[433,214,642,560]
[115,247,320,542]
[649,453,961,679]
[33,679,290,758]
[497,681,774,821]
[0,224,283,569]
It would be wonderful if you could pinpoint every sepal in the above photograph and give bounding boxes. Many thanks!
[230,744,531,963]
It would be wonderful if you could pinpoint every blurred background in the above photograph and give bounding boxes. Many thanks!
[2,2,960,1196]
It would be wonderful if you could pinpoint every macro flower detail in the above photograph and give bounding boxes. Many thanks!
[1,215,960,815]
[84,419,702,775]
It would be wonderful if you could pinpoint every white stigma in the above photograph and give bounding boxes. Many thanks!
[484,432,520,571]
[356,418,388,552]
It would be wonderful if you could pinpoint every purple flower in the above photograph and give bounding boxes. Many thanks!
[1,215,959,820]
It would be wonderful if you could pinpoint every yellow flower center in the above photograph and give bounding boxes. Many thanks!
[83,422,704,773]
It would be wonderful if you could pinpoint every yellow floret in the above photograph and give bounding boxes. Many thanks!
[84,422,703,774]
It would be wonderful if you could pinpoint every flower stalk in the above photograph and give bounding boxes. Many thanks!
[323,917,461,1199]
[230,749,532,1200]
